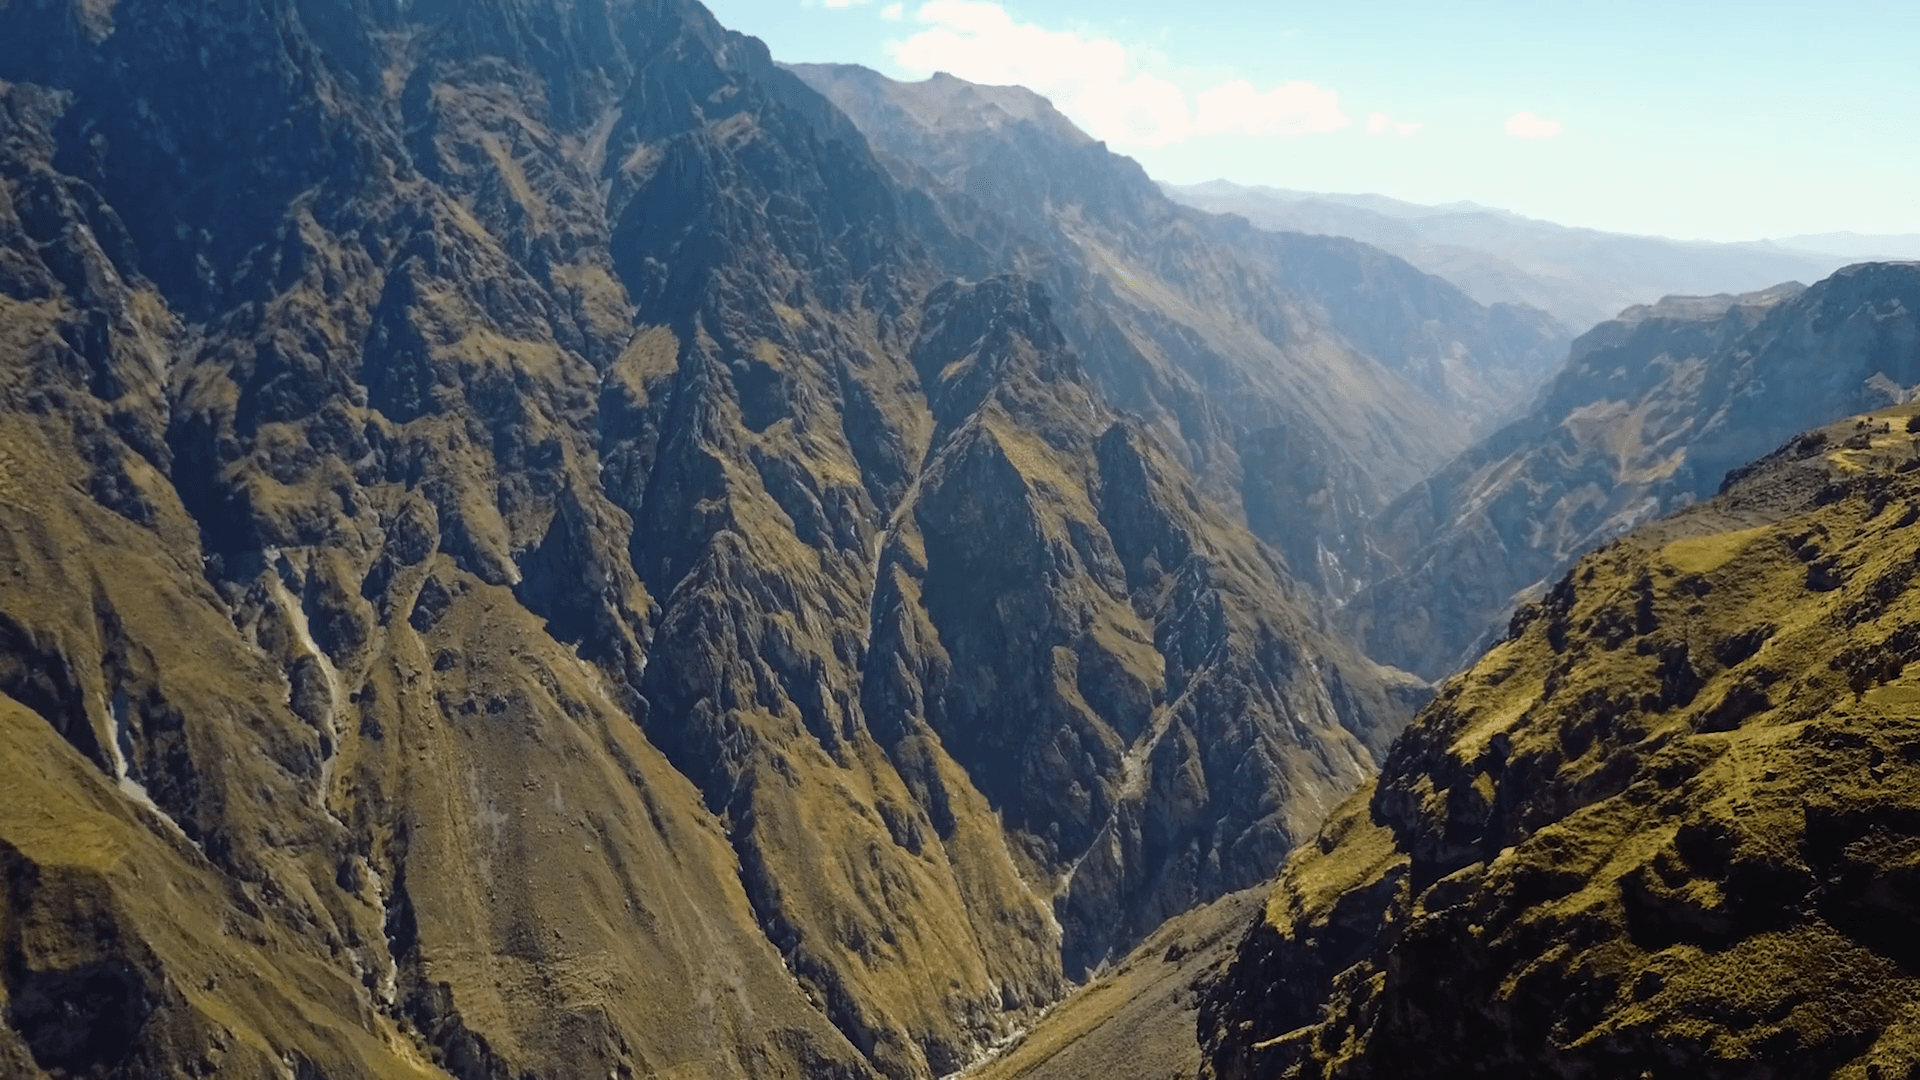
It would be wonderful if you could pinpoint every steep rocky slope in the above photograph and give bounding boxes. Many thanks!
[0,2,1421,1076]
[1203,405,1920,1078]
[1167,181,1852,332]
[1355,264,1920,680]
[865,277,1414,979]
[969,888,1261,1080]
[790,65,1570,594]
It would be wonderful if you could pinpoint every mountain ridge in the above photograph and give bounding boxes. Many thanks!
[1169,179,1859,332]
[791,62,1571,595]
[1202,401,1920,1078]
[1352,262,1920,680]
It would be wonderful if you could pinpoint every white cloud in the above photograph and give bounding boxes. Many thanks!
[881,2,905,18]
[886,1,1345,150]
[1366,112,1422,138]
[1194,80,1348,137]
[1505,110,1562,139]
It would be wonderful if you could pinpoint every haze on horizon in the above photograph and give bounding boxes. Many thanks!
[705,0,1920,246]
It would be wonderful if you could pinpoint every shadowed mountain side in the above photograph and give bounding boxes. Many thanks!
[1204,405,1920,1079]
[789,64,1571,596]
[1353,265,1920,681]
[1169,181,1855,333]
[861,276,1420,978]
[0,69,877,1078]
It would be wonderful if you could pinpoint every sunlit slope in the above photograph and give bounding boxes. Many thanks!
[969,889,1263,1080]
[1205,405,1920,1079]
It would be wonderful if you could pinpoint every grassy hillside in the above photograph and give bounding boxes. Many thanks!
[1205,404,1920,1079]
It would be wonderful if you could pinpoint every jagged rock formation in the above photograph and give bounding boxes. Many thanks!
[0,2,1432,1077]
[789,65,1570,595]
[1202,406,1920,1079]
[1355,265,1920,680]
[1165,180,1856,333]
[864,277,1414,979]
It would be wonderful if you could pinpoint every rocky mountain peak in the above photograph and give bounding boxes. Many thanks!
[1612,280,1807,328]
[911,275,1080,427]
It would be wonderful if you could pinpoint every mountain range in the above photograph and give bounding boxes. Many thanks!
[3,3,1920,1079]
[0,2,1544,1076]
[1167,180,1867,332]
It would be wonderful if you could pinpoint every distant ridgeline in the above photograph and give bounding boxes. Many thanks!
[1165,180,1860,332]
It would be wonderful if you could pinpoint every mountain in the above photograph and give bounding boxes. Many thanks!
[1202,403,1920,1078]
[1353,263,1920,681]
[0,2,1439,1077]
[789,65,1572,595]
[1168,180,1855,332]
[1780,232,1920,261]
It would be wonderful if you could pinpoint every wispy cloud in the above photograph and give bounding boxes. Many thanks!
[880,2,904,19]
[886,1,1346,150]
[1366,112,1422,137]
[1505,111,1563,139]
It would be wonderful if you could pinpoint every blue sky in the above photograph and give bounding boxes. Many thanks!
[703,0,1920,242]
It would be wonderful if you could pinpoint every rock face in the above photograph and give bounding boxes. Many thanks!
[867,277,1411,979]
[1355,265,1920,680]
[0,2,1432,1077]
[1166,180,1856,333]
[789,64,1571,595]
[1202,406,1920,1079]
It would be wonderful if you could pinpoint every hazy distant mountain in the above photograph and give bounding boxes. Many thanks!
[1778,231,1920,260]
[1168,180,1857,331]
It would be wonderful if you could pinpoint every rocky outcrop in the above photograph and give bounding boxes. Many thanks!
[1203,406,1920,1079]
[1354,267,1920,680]
[790,64,1571,595]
